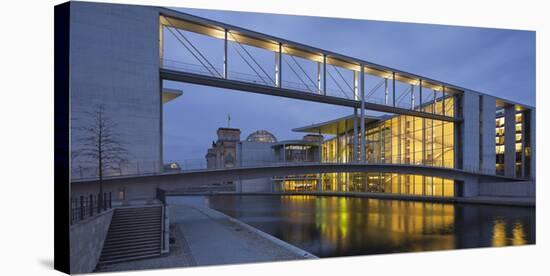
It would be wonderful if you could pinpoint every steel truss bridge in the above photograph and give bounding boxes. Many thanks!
[157,8,467,162]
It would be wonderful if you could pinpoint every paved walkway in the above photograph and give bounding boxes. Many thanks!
[96,222,192,272]
[97,204,313,272]
[169,204,315,266]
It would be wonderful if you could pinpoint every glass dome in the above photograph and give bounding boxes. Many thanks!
[246,130,278,143]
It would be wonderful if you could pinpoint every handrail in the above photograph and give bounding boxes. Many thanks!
[70,192,112,225]
[71,157,518,183]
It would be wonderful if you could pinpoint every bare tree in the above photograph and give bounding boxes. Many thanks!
[72,104,128,206]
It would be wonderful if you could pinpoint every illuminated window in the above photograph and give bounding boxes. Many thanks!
[496,117,505,127]
[515,113,523,123]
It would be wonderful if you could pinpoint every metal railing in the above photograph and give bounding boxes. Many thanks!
[70,192,112,225]
[71,157,513,183]
[72,158,459,179]
[162,59,357,101]
[161,59,457,118]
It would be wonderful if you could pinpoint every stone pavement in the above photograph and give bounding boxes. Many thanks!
[169,204,315,266]
[96,222,192,272]
[97,204,313,272]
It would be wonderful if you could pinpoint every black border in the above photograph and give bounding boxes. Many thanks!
[54,1,71,274]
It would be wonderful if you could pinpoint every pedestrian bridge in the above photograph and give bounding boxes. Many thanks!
[70,162,526,200]
[72,162,521,189]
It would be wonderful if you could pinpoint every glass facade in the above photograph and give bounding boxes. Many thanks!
[279,97,457,197]
[277,173,454,197]
[322,96,455,169]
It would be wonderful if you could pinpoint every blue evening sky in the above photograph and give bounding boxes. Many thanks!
[162,7,535,163]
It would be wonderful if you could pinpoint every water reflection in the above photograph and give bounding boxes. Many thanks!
[198,195,534,257]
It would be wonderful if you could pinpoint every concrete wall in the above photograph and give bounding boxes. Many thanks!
[70,2,162,178]
[70,210,113,274]
[461,175,479,197]
[461,92,480,172]
[480,95,496,174]
[239,178,273,192]
[461,92,499,194]
[479,181,535,197]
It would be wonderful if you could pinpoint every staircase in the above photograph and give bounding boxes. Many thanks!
[98,205,164,265]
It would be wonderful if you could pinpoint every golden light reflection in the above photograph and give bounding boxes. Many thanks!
[492,218,507,247]
[288,196,458,252]
[207,195,534,257]
[512,222,527,246]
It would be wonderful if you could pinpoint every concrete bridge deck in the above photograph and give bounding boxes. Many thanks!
[73,162,523,184]
[71,162,527,200]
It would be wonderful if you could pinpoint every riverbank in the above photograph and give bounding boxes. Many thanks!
[168,191,535,207]
[97,204,315,272]
[169,204,316,265]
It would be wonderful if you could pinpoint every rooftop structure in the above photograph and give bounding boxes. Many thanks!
[246,130,278,143]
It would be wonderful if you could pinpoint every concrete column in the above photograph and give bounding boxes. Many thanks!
[276,43,282,88]
[397,116,401,164]
[159,19,164,67]
[360,65,366,162]
[461,92,480,172]
[433,90,437,114]
[318,129,323,163]
[392,72,396,107]
[336,126,340,163]
[442,87,446,116]
[454,94,462,169]
[223,29,228,79]
[461,175,480,197]
[384,78,388,105]
[480,95,496,174]
[275,53,280,87]
[504,104,516,177]
[353,108,358,161]
[419,80,423,110]
[353,71,359,101]
[317,62,322,94]
[282,144,286,162]
[322,55,327,96]
[411,84,415,110]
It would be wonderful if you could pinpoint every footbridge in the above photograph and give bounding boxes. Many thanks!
[71,162,523,200]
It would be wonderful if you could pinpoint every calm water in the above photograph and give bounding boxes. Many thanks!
[172,195,535,257]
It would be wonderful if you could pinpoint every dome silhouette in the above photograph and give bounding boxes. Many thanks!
[246,130,278,143]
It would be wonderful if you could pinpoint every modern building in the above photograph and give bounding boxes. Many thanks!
[68,2,535,201]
